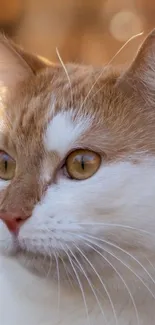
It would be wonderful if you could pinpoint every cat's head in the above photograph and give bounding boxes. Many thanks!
[0,31,155,277]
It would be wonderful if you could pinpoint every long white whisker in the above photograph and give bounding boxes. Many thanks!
[66,243,108,325]
[144,256,155,273]
[76,222,154,236]
[46,255,53,279]
[73,243,118,325]
[59,254,75,289]
[80,238,140,325]
[54,252,60,317]
[86,234,155,287]
[71,233,155,300]
[63,245,90,325]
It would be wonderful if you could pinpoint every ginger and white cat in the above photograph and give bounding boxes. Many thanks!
[1,30,155,325]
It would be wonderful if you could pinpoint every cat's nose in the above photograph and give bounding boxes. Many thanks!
[0,212,30,234]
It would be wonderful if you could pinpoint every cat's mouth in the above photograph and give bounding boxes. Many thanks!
[9,237,67,277]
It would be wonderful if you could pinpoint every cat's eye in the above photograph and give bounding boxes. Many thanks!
[0,151,16,180]
[66,149,101,180]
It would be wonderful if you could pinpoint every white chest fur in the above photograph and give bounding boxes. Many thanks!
[1,256,155,325]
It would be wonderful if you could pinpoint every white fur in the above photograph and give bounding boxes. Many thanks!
[15,161,155,254]
[44,111,91,156]
[1,158,155,324]
[1,111,155,324]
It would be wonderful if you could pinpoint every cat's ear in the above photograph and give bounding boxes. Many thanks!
[0,35,50,89]
[117,29,155,96]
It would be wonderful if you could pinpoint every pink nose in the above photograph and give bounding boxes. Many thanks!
[0,212,30,234]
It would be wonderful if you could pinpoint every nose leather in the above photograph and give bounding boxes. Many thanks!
[0,212,30,233]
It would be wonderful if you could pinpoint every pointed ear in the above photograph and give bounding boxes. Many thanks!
[0,35,50,89]
[117,29,155,96]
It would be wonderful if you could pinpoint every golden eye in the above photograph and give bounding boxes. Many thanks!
[66,149,101,180]
[0,151,16,180]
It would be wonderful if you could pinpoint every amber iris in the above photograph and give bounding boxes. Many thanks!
[0,151,16,180]
[66,149,101,180]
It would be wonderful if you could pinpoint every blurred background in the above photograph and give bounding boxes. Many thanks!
[0,0,154,66]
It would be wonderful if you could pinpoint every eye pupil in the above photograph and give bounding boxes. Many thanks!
[81,156,85,170]
[4,160,8,171]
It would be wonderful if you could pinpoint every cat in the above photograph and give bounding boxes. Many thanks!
[1,29,155,325]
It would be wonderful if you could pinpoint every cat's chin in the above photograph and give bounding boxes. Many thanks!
[16,247,81,279]
[13,243,106,284]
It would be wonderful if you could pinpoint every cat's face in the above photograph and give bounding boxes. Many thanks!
[1,31,155,277]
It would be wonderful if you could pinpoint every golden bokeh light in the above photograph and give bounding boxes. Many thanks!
[110,11,143,42]
[0,0,151,65]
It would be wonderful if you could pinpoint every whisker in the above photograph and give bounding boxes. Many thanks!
[107,32,144,66]
[63,245,90,325]
[86,234,155,288]
[73,233,155,301]
[73,243,118,325]
[66,243,108,325]
[80,32,143,110]
[46,255,53,279]
[77,222,154,236]
[54,251,60,317]
[80,238,140,325]
[59,254,75,289]
[144,256,155,273]
[56,48,73,107]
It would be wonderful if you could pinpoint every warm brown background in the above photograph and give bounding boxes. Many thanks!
[0,0,154,66]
